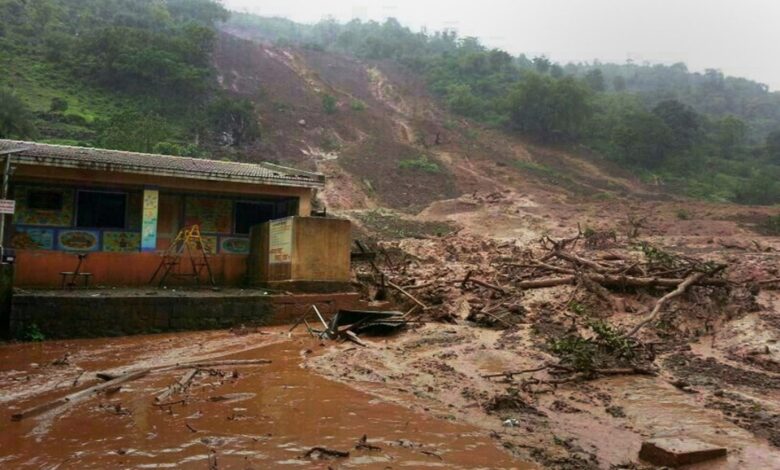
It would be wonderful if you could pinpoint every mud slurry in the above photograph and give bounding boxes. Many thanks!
[309,319,780,470]
[0,330,531,469]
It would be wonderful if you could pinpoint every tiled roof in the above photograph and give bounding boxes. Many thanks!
[0,140,324,188]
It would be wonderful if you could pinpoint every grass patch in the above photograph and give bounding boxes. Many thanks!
[350,99,366,111]
[398,155,440,173]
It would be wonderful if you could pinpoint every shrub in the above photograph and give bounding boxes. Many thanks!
[675,208,692,220]
[50,97,69,113]
[350,99,366,111]
[322,94,337,114]
[760,214,780,235]
[63,113,89,126]
[398,155,440,173]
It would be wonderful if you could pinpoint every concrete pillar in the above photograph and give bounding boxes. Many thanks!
[141,188,159,252]
[0,263,12,338]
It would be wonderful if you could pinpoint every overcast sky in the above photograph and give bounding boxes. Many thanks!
[223,0,779,90]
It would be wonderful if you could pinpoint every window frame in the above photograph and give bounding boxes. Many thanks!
[75,189,129,230]
[232,200,277,236]
[26,189,65,211]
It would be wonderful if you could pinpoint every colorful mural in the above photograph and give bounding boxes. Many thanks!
[58,230,100,251]
[103,232,141,252]
[184,197,232,234]
[199,235,218,255]
[13,186,74,226]
[10,228,54,250]
[220,237,250,254]
[141,189,159,251]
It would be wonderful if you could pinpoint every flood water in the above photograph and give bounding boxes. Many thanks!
[0,331,532,469]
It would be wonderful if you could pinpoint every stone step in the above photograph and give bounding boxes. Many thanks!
[639,437,727,467]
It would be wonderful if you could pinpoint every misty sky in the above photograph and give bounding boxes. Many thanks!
[223,0,780,90]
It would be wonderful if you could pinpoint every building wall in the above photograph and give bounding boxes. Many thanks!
[14,251,248,288]
[5,165,317,288]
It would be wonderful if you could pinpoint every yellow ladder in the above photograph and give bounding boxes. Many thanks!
[149,225,215,287]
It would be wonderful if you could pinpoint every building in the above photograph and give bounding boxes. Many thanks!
[0,139,325,288]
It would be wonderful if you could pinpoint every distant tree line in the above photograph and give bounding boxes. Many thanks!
[228,14,780,204]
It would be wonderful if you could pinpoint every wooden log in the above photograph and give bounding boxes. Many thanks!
[12,369,150,421]
[481,364,550,379]
[553,251,611,272]
[161,359,271,372]
[388,280,428,310]
[344,330,367,347]
[11,398,69,422]
[462,276,507,295]
[516,272,726,290]
[13,359,270,422]
[622,272,707,338]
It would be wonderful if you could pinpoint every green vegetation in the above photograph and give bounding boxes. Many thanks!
[398,155,441,173]
[321,94,337,114]
[0,0,256,153]
[18,323,45,342]
[228,14,780,205]
[350,99,366,111]
[760,214,780,235]
[551,320,636,372]
[0,88,38,138]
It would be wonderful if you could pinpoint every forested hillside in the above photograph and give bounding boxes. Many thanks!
[0,0,257,156]
[227,14,780,204]
[2,2,780,205]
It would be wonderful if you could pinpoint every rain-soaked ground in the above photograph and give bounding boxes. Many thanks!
[0,329,533,469]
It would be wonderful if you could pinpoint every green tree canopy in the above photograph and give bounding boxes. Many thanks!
[508,73,592,142]
[0,89,37,139]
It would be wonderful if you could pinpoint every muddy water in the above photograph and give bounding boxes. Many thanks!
[0,332,532,469]
[608,375,780,469]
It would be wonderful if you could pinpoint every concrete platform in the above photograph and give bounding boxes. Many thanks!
[639,437,727,467]
[9,288,361,339]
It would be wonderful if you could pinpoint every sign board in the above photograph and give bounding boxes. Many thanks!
[141,189,159,251]
[269,217,293,264]
[0,199,15,215]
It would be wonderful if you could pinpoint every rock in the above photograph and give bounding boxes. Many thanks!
[639,438,727,467]
[298,119,306,127]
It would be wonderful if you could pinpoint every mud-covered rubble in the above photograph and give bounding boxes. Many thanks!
[332,228,780,468]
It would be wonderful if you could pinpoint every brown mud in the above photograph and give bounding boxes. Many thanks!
[0,329,531,469]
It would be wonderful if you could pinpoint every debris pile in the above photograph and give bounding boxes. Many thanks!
[349,227,766,387]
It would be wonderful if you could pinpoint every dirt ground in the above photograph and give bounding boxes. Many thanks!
[319,184,780,469]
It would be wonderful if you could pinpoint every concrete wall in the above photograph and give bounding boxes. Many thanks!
[0,264,12,337]
[247,217,351,286]
[10,291,360,339]
[292,217,351,282]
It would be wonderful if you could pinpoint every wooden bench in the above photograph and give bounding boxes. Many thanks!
[60,253,92,289]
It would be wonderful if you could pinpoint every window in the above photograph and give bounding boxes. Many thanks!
[234,201,275,235]
[76,191,127,229]
[28,190,63,211]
